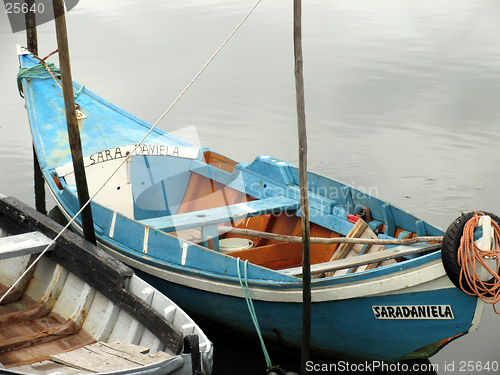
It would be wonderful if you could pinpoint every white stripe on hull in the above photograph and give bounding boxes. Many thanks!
[98,237,452,303]
[53,197,457,304]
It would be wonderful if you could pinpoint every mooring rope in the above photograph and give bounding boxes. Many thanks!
[17,49,85,100]
[458,212,500,313]
[17,62,60,98]
[236,258,273,371]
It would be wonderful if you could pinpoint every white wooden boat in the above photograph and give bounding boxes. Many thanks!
[0,193,213,374]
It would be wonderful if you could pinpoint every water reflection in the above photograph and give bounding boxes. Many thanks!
[2,1,500,374]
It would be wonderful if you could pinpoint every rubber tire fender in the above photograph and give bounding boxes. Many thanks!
[441,211,500,294]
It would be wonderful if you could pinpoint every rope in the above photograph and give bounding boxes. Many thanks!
[147,0,262,134]
[17,62,61,98]
[18,49,84,99]
[74,84,85,99]
[236,258,273,371]
[458,212,500,313]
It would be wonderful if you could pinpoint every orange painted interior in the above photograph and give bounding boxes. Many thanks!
[230,242,303,270]
[177,173,248,214]
[175,168,404,271]
[203,150,238,173]
[225,213,341,269]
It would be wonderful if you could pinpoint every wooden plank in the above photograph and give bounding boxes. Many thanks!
[279,243,441,276]
[334,222,387,276]
[328,220,368,262]
[101,340,150,355]
[140,196,300,232]
[12,360,84,375]
[97,341,172,365]
[0,323,95,368]
[0,300,49,328]
[0,317,79,353]
[50,344,142,372]
[49,341,172,372]
[325,219,398,277]
[0,231,54,260]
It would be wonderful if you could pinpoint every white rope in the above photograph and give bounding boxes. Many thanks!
[150,0,262,132]
[0,0,262,305]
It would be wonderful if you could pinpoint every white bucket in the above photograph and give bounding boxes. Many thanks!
[219,238,253,253]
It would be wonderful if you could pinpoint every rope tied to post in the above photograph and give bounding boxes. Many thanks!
[17,61,60,98]
[17,49,84,100]
[458,211,500,313]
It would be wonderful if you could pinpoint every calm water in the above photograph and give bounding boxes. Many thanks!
[1,1,500,373]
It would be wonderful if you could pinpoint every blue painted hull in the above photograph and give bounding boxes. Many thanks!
[134,268,478,362]
[17,49,483,363]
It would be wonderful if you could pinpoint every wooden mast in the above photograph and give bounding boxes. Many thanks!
[293,0,311,372]
[52,0,96,245]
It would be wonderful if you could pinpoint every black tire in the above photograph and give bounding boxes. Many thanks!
[441,211,500,294]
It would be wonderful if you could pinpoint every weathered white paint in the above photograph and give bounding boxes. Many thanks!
[0,231,54,260]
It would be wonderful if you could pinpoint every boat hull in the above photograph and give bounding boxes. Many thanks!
[57,211,482,363]
[0,195,213,374]
[17,48,484,365]
[135,270,481,363]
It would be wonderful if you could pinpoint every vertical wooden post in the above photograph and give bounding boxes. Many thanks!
[25,0,46,215]
[293,0,311,373]
[24,0,38,55]
[52,0,96,245]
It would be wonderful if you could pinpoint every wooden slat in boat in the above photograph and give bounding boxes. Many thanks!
[280,243,440,277]
[49,341,173,372]
[0,232,54,260]
[12,360,84,375]
[326,219,396,277]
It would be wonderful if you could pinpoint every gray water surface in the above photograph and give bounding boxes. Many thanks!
[1,1,500,373]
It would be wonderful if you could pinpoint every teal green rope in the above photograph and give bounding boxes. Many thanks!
[17,63,84,100]
[17,63,61,98]
[74,84,85,99]
[236,257,273,370]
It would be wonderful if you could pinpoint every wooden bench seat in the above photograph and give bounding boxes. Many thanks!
[140,196,299,250]
[0,232,54,260]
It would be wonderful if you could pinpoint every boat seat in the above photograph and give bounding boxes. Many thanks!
[139,196,300,250]
[0,231,55,260]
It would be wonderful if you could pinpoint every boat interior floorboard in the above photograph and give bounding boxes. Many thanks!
[10,341,173,374]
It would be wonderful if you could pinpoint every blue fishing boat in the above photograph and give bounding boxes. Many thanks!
[16,45,499,364]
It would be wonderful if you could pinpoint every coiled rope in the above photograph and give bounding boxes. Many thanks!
[236,258,273,371]
[17,62,60,98]
[458,212,500,313]
[17,49,85,100]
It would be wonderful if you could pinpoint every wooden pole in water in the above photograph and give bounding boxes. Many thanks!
[52,0,96,245]
[24,0,38,55]
[293,0,311,372]
[24,0,46,215]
